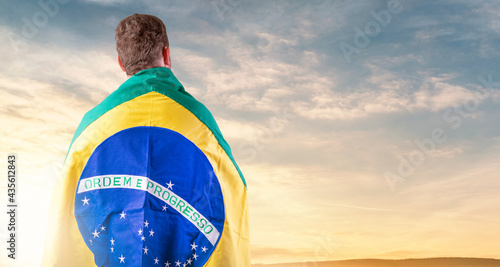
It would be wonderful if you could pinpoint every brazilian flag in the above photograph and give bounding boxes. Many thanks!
[42,67,250,266]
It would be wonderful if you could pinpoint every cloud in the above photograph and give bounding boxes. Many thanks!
[171,23,490,122]
[289,68,482,120]
[415,27,457,42]
[0,25,124,103]
[174,33,334,115]
[0,73,93,267]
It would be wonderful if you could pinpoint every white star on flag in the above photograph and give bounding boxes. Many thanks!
[187,258,193,264]
[119,211,126,219]
[144,220,149,227]
[110,238,115,245]
[143,246,149,254]
[162,205,168,211]
[154,257,159,264]
[201,246,208,253]
[165,262,171,267]
[192,253,198,260]
[119,254,125,263]
[89,239,93,245]
[166,181,174,190]
[138,229,143,235]
[82,197,90,205]
[110,247,114,253]
[100,226,106,231]
[141,236,146,241]
[190,242,198,250]
[175,260,181,266]
[149,229,155,236]
[92,230,100,238]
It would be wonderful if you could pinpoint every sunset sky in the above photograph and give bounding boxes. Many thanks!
[1,0,500,266]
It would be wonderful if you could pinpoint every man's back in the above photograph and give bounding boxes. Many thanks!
[42,14,249,267]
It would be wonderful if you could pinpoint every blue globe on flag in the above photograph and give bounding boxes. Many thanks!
[74,126,225,266]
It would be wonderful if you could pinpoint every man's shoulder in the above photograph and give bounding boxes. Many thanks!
[74,67,218,143]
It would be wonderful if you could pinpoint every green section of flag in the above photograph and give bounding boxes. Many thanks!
[69,67,246,187]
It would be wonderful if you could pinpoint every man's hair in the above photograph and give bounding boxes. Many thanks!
[115,14,169,75]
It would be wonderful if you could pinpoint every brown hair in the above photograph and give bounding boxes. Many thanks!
[115,14,169,75]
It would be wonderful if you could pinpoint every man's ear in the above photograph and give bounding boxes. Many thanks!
[117,56,126,72]
[163,47,171,68]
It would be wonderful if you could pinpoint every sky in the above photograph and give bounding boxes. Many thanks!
[1,0,500,265]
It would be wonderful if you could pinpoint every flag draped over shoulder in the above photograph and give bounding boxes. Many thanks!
[42,67,249,267]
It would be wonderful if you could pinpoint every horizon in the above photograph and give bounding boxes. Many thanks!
[1,0,500,266]
[251,257,500,266]
[255,256,500,263]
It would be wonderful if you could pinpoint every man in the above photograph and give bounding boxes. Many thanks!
[42,14,249,267]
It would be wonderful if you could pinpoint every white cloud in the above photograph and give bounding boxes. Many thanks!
[0,27,124,104]
[0,73,92,266]
[176,28,487,121]
[175,33,333,114]
[415,26,457,42]
[370,54,425,66]
[290,65,486,120]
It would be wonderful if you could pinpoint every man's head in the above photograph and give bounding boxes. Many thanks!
[115,14,170,76]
